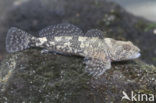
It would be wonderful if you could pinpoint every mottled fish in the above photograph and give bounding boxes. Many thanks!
[6,23,141,77]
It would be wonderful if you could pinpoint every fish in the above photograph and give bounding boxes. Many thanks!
[6,23,141,78]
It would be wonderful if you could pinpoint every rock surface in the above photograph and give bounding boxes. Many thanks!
[0,49,156,103]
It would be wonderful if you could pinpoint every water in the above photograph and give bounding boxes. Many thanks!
[111,0,156,22]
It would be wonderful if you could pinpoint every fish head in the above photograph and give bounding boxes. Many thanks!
[105,38,141,61]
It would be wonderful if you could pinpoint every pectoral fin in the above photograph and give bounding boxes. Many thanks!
[84,58,111,77]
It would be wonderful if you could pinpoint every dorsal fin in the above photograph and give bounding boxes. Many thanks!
[85,29,104,39]
[39,23,84,38]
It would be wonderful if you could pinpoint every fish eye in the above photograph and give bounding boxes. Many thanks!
[123,44,131,51]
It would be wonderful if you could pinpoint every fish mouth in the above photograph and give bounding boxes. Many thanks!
[132,52,141,59]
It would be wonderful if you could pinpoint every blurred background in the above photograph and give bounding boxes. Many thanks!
[1,0,156,22]
[111,0,156,22]
[0,0,156,65]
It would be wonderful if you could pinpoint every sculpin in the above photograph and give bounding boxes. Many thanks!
[6,23,141,77]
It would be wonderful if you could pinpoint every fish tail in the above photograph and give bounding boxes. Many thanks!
[6,27,36,53]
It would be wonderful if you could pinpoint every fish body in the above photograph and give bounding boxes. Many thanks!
[35,36,108,59]
[6,23,141,77]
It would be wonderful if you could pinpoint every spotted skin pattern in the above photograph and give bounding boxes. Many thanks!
[39,23,85,38]
[6,23,141,78]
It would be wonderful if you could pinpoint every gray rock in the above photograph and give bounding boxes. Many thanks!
[0,49,156,103]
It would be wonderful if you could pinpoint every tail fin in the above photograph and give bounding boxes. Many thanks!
[6,27,34,53]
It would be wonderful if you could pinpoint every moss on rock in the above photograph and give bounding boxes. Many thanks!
[0,49,156,103]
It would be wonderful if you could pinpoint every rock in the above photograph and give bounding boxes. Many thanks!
[0,49,156,103]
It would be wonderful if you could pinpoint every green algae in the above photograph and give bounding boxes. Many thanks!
[135,20,156,32]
